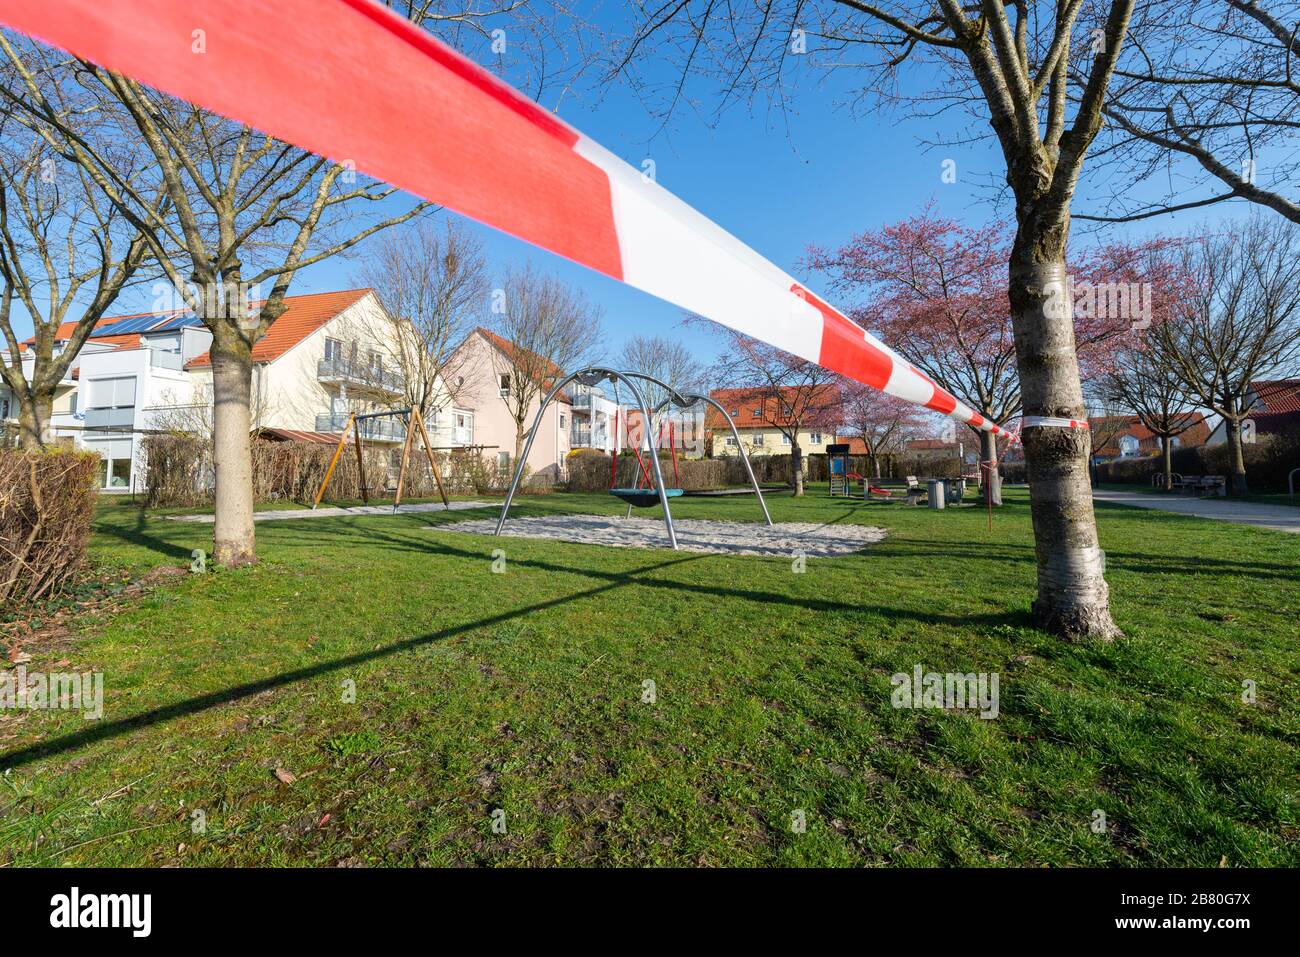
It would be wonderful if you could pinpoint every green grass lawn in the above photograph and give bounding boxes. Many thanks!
[1,488,1296,866]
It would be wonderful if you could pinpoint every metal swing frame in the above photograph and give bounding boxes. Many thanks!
[494,366,771,550]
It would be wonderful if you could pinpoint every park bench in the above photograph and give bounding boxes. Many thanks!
[1173,474,1201,494]
[905,475,927,506]
[1194,476,1227,497]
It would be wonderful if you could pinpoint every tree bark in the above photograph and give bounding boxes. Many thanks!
[1224,418,1248,495]
[210,329,256,567]
[1010,249,1121,641]
[979,428,1003,506]
[791,440,804,496]
[1161,435,1173,491]
[16,389,52,450]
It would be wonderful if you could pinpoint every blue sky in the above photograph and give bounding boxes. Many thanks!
[34,9,1254,369]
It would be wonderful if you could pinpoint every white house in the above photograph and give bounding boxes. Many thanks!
[5,288,474,491]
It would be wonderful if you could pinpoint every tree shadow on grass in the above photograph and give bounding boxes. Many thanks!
[264,517,1039,629]
[0,551,705,770]
[93,507,199,563]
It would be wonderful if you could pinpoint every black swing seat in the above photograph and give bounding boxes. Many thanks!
[610,487,684,507]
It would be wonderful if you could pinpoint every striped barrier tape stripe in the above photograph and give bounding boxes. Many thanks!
[1020,416,1090,430]
[0,0,1007,435]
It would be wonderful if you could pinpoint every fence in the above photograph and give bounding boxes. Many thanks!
[564,450,961,492]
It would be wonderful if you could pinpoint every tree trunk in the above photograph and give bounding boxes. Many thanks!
[16,390,52,450]
[791,440,804,496]
[1009,248,1120,641]
[210,329,256,567]
[979,429,1003,506]
[1224,417,1248,495]
[1161,435,1172,491]
[869,453,880,479]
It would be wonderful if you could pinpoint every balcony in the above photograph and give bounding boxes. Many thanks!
[315,412,407,442]
[571,426,592,446]
[317,356,405,395]
[569,390,595,409]
[84,407,135,430]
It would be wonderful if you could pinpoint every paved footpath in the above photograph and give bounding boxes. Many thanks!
[166,500,492,523]
[1092,489,1300,534]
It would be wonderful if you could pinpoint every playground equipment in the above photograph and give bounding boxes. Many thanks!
[312,406,449,510]
[495,367,771,549]
[828,443,893,501]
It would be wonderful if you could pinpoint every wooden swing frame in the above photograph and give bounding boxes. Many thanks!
[312,406,449,510]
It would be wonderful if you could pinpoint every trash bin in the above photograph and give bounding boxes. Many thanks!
[947,479,965,504]
[927,479,946,509]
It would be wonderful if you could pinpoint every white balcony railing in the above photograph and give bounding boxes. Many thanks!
[317,356,405,395]
[315,412,406,442]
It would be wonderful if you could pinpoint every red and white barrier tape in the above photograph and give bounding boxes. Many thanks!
[0,0,1007,435]
[1020,416,1089,430]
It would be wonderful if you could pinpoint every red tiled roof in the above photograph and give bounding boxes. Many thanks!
[1251,378,1300,415]
[186,289,372,368]
[1089,413,1209,456]
[706,384,841,429]
[907,438,955,451]
[24,310,181,345]
[474,327,572,403]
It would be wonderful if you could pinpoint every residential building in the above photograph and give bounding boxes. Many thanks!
[5,288,474,491]
[1090,413,1211,461]
[1205,379,1300,444]
[706,385,841,461]
[446,327,574,481]
[567,381,622,454]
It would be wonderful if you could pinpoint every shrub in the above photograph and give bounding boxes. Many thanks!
[140,434,510,506]
[1093,434,1300,491]
[0,449,99,607]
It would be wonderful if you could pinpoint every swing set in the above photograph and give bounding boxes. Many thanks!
[312,406,449,511]
[495,367,771,550]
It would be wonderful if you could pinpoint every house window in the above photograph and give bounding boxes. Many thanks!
[753,434,765,446]
[498,373,511,397]
[731,408,739,417]
[1119,435,1139,457]
[85,437,133,489]
[559,412,566,429]
[725,435,737,446]
[369,351,383,374]
[753,408,762,418]
[809,432,822,445]
[324,337,343,361]
[781,433,791,445]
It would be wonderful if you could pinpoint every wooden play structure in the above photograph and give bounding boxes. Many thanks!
[312,407,449,510]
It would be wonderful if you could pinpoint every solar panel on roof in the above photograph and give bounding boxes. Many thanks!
[95,313,175,336]
[153,313,203,332]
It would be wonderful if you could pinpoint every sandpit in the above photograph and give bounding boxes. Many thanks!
[431,513,885,557]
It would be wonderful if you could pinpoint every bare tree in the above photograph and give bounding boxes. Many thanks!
[1154,216,1300,494]
[615,0,1162,638]
[616,333,706,448]
[708,326,842,497]
[0,36,428,566]
[1079,1,1300,225]
[841,383,931,478]
[1098,333,1200,490]
[0,60,157,449]
[490,263,603,461]
[357,217,488,420]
